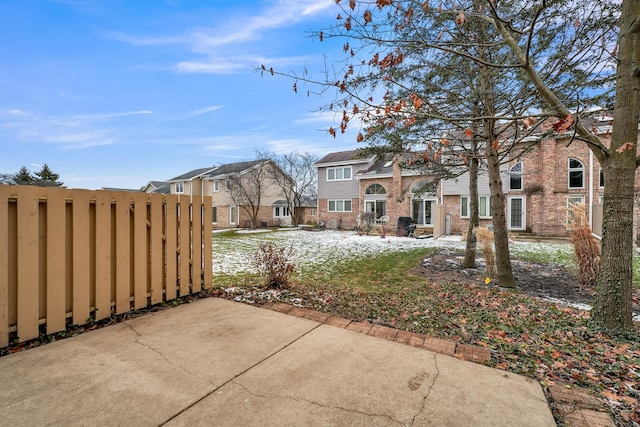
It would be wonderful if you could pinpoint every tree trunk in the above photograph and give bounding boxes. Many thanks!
[592,0,639,331]
[487,142,515,288]
[463,155,479,268]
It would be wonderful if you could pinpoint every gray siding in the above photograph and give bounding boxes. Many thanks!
[441,166,509,195]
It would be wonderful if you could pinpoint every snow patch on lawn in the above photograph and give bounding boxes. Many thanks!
[213,229,465,275]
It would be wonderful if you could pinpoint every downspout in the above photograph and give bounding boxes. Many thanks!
[588,149,594,228]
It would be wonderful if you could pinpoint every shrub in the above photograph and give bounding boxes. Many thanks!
[568,203,600,287]
[476,226,496,279]
[254,243,295,289]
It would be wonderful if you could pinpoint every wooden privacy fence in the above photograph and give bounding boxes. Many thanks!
[0,186,213,347]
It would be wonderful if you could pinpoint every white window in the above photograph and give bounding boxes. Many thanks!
[274,206,291,217]
[175,182,184,193]
[225,180,231,192]
[460,196,491,218]
[599,168,604,188]
[460,196,469,218]
[213,180,219,192]
[412,199,436,225]
[328,199,352,212]
[568,158,584,189]
[479,196,491,218]
[212,206,218,224]
[567,195,585,225]
[230,206,237,224]
[310,208,316,216]
[327,166,352,181]
[509,161,523,190]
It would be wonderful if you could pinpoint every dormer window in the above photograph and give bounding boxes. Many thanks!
[175,182,184,193]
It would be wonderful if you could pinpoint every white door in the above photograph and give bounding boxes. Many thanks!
[508,196,526,230]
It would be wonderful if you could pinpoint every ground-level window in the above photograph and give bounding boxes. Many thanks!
[460,196,491,218]
[328,199,352,212]
[567,195,585,226]
[310,208,316,216]
[230,206,237,224]
[212,206,217,223]
[274,206,291,217]
[175,182,184,193]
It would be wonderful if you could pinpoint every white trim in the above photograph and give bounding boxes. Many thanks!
[509,161,523,191]
[327,199,352,212]
[568,157,585,189]
[508,196,526,230]
[315,157,373,168]
[326,166,353,182]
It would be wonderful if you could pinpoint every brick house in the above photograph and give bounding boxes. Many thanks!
[164,160,293,228]
[316,113,640,238]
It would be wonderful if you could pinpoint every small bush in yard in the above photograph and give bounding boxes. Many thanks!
[254,243,295,289]
[476,226,496,279]
[568,203,600,287]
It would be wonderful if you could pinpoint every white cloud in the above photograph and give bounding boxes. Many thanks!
[175,61,244,74]
[8,109,31,116]
[105,32,185,46]
[187,105,224,116]
[75,110,153,121]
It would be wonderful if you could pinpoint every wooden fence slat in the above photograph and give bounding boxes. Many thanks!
[150,194,163,305]
[94,191,112,321]
[202,198,212,290]
[191,196,202,293]
[133,194,148,310]
[3,187,212,346]
[0,186,10,347]
[165,196,177,301]
[46,189,67,334]
[115,193,131,314]
[72,190,91,325]
[179,198,190,296]
[17,186,40,342]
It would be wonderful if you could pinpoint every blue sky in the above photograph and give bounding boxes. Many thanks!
[0,0,360,189]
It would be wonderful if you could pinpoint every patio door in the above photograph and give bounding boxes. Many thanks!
[508,196,526,230]
[365,200,386,219]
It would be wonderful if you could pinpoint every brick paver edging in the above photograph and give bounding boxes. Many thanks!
[260,302,617,427]
[261,302,491,364]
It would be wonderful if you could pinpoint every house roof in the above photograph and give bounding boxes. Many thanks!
[205,160,266,179]
[168,167,216,182]
[272,196,317,207]
[315,149,371,167]
[150,183,170,194]
[356,154,395,177]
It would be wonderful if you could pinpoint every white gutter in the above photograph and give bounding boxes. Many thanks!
[588,149,593,228]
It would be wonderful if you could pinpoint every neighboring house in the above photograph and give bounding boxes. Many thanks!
[143,181,170,194]
[316,114,640,238]
[166,160,294,228]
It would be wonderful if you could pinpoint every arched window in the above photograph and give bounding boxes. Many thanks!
[365,183,386,195]
[568,158,584,189]
[509,161,523,190]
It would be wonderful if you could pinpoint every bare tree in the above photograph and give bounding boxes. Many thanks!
[258,150,319,227]
[227,160,271,229]
[262,0,637,331]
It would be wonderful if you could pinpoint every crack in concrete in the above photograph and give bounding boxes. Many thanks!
[122,322,212,386]
[158,322,323,426]
[410,353,440,426]
[230,380,405,426]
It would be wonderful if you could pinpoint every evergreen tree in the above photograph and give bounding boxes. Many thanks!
[34,164,63,187]
[13,166,35,185]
